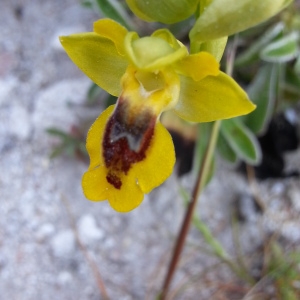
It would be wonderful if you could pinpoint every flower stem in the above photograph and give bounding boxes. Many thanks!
[159,120,221,299]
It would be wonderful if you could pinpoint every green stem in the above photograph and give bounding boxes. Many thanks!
[159,120,221,299]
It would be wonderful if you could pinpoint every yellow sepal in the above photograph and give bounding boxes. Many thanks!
[174,72,256,122]
[60,33,128,96]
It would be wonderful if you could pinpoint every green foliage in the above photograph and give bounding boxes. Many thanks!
[86,82,104,105]
[243,65,277,134]
[235,22,284,67]
[219,5,300,165]
[260,31,299,63]
[220,118,261,165]
[265,240,300,299]
[217,131,238,163]
[81,0,135,30]
[46,127,87,159]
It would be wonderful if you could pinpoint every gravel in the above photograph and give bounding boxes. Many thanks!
[1,1,300,299]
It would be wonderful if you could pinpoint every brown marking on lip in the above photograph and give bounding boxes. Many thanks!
[103,99,156,189]
[106,173,122,189]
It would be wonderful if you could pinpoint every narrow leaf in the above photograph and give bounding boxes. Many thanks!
[95,0,135,30]
[81,0,93,8]
[235,22,284,67]
[244,65,277,134]
[221,118,261,165]
[217,131,238,164]
[46,128,70,140]
[260,31,299,63]
[87,82,103,104]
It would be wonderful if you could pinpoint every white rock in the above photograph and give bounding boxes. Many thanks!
[0,78,16,106]
[289,185,300,212]
[271,182,285,195]
[285,108,298,125]
[7,105,31,140]
[77,214,104,245]
[51,229,75,258]
[36,223,55,241]
[57,271,73,285]
[32,79,90,135]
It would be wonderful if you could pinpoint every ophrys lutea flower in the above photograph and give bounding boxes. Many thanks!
[60,19,255,212]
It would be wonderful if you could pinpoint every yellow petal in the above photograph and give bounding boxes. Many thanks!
[82,167,110,201]
[82,104,144,212]
[106,175,144,212]
[134,122,175,194]
[174,72,256,122]
[86,105,115,170]
[93,19,128,55]
[124,32,187,71]
[82,156,144,212]
[175,52,220,81]
[60,33,128,96]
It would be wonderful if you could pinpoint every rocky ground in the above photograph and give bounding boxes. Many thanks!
[1,1,300,299]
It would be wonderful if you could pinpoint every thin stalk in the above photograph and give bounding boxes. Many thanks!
[159,34,243,299]
[159,120,221,299]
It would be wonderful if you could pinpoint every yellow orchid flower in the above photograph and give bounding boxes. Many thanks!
[60,19,255,212]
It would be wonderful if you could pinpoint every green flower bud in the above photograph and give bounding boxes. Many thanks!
[126,0,199,24]
[190,0,293,41]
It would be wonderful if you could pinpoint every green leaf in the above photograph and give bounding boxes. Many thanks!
[220,118,261,165]
[260,31,299,63]
[105,94,118,108]
[87,82,103,104]
[95,0,135,30]
[46,128,70,140]
[217,131,238,164]
[235,22,284,67]
[46,127,87,159]
[244,65,277,134]
[50,145,65,159]
[80,0,93,8]
[284,66,300,98]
